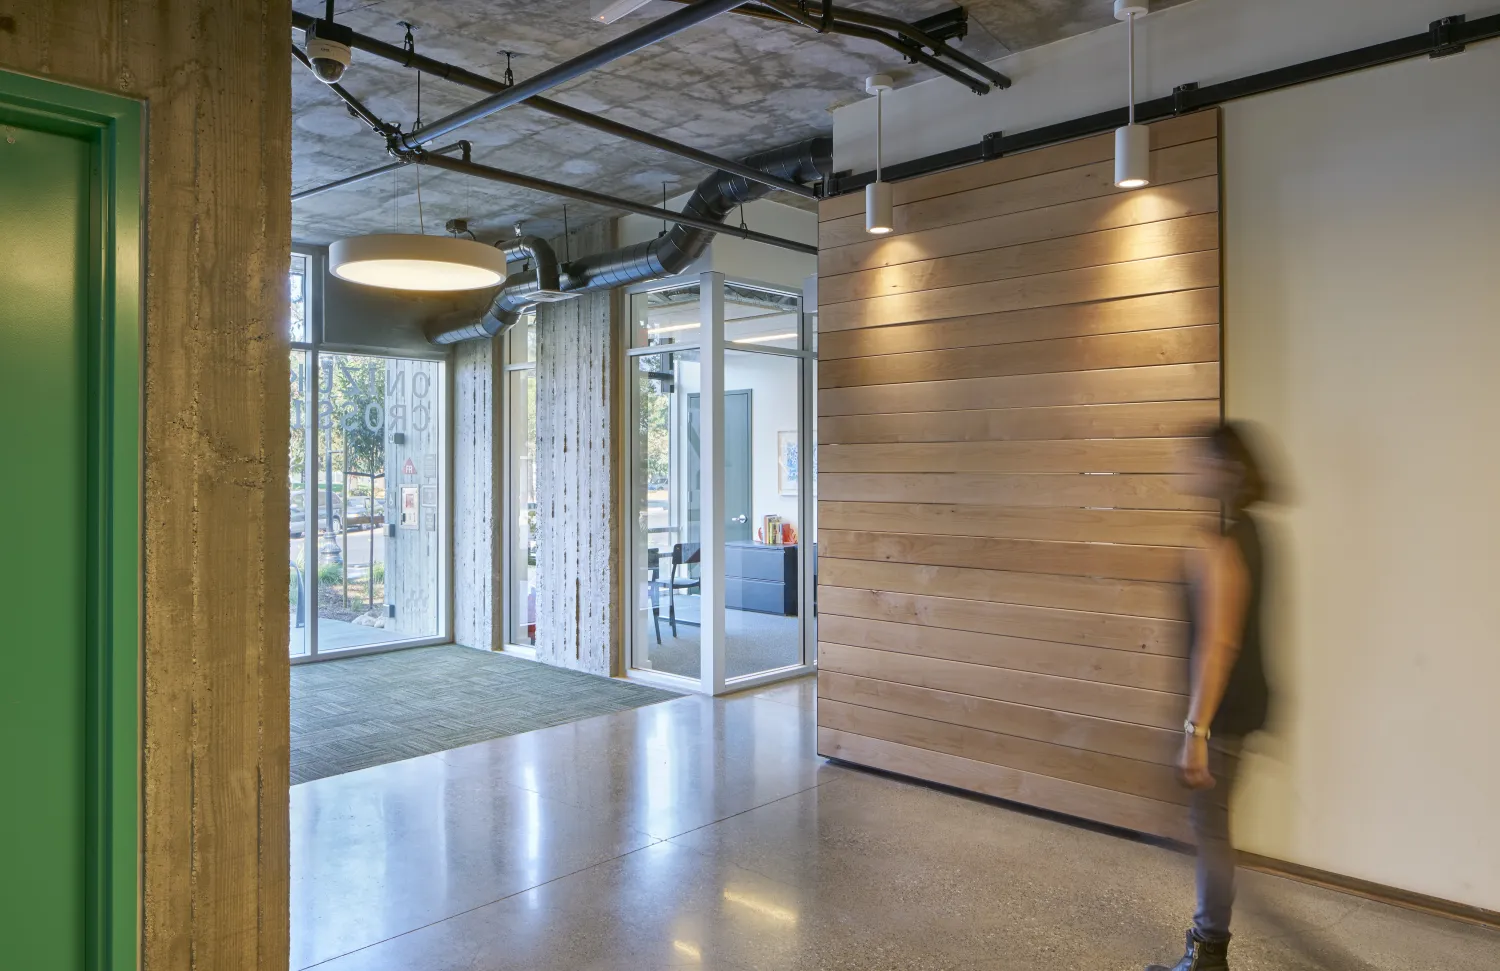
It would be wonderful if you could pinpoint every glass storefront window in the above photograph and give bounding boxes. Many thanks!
[506,315,538,648]
[287,251,447,660]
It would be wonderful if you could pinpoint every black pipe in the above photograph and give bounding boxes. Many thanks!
[826,12,1500,196]
[397,0,748,151]
[289,11,818,199]
[293,160,406,202]
[291,46,397,135]
[417,152,817,256]
[291,141,469,202]
[658,0,1002,93]
[833,7,1011,89]
[426,136,830,345]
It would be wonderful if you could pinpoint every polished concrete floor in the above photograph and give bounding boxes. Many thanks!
[291,677,1500,971]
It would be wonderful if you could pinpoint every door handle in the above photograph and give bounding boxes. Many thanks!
[732,514,747,523]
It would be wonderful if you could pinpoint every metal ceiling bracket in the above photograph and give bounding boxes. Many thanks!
[1172,81,1200,116]
[912,8,967,44]
[1430,15,1467,58]
[980,130,1003,161]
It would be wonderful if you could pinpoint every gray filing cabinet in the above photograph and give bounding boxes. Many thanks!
[724,541,797,616]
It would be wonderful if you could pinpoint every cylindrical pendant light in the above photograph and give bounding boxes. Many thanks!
[329,233,508,291]
[1114,1,1151,189]
[865,74,894,234]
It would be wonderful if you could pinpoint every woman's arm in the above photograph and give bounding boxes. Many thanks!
[1180,531,1250,788]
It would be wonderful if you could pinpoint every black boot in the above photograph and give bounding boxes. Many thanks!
[1145,930,1230,971]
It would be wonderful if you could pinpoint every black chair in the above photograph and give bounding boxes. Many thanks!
[665,542,701,637]
[646,547,663,644]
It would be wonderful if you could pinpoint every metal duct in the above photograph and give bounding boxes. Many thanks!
[426,135,831,345]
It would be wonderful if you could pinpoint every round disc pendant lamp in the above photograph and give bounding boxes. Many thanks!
[865,74,894,235]
[329,233,508,291]
[1114,1,1151,189]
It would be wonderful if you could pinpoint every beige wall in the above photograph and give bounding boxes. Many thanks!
[1224,41,1500,912]
[0,2,292,968]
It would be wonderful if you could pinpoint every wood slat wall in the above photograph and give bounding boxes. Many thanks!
[815,110,1222,840]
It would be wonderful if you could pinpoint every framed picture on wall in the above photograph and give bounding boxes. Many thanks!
[778,430,798,496]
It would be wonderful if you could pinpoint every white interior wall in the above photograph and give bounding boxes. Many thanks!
[1223,42,1500,912]
[831,0,1500,173]
[725,352,802,536]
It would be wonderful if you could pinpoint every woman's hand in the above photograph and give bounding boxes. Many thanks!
[1179,735,1215,790]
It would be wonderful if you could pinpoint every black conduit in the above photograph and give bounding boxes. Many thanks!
[426,136,831,345]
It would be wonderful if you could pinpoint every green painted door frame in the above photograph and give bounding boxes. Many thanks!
[0,70,142,971]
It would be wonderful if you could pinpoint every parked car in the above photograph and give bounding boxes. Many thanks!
[342,495,385,529]
[290,492,347,536]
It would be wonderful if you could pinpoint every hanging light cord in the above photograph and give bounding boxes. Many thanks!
[875,86,884,182]
[1127,11,1136,125]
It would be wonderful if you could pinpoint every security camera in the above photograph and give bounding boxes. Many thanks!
[305,19,353,85]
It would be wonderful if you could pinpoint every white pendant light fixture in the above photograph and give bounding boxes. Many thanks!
[329,233,508,292]
[865,74,894,235]
[1114,1,1151,189]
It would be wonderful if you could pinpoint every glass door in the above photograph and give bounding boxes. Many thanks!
[625,274,815,693]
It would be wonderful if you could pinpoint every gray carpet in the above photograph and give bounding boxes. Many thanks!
[642,595,802,681]
[291,645,680,785]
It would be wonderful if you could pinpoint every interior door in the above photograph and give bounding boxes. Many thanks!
[1,100,98,971]
[0,71,140,971]
[723,390,753,542]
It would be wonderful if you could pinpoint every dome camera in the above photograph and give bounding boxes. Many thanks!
[305,19,354,85]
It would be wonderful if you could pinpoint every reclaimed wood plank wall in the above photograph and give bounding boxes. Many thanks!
[0,1,293,967]
[815,110,1223,840]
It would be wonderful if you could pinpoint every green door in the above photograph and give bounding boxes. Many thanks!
[0,72,141,971]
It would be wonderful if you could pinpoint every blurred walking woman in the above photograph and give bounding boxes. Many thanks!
[1147,423,1272,971]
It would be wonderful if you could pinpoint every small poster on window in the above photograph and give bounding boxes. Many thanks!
[778,431,798,496]
[399,486,420,529]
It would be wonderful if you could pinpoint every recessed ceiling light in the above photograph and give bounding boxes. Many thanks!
[646,322,701,335]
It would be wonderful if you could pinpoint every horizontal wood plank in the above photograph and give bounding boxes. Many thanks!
[819,586,1188,655]
[821,176,1219,279]
[820,325,1219,389]
[818,439,1196,474]
[822,213,1220,307]
[818,289,1220,362]
[818,502,1209,547]
[820,380,1218,425]
[819,471,1212,511]
[817,557,1185,620]
[819,528,1184,582]
[819,642,1186,730]
[821,250,1219,333]
[816,728,1192,841]
[819,673,1179,764]
[818,111,1220,222]
[817,614,1187,692]
[819,697,1185,803]
[819,139,1219,250]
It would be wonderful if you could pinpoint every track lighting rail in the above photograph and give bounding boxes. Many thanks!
[825,12,1500,197]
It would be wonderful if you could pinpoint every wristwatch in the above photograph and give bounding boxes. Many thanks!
[1184,720,1212,740]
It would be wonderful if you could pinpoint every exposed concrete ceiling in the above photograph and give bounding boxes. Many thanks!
[292,0,1190,245]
